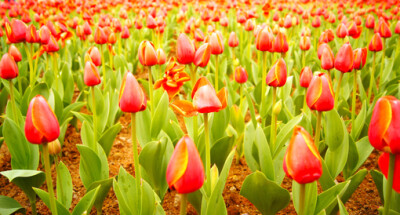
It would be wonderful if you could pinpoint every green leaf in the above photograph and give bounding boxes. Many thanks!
[240,171,290,215]
[350,101,366,140]
[71,186,100,215]
[211,108,230,141]
[56,162,73,209]
[3,119,39,170]
[315,181,350,214]
[244,90,257,128]
[33,187,70,215]
[0,195,26,215]
[150,91,169,139]
[370,169,384,203]
[87,178,113,213]
[254,127,274,181]
[273,114,303,158]
[244,123,258,172]
[210,136,235,173]
[136,108,151,147]
[98,123,122,157]
[324,110,344,151]
[337,196,349,215]
[325,132,349,178]
[77,145,104,188]
[1,170,45,202]
[81,121,94,148]
[293,181,317,215]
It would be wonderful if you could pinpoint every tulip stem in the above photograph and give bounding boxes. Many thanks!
[270,87,277,151]
[334,72,344,107]
[24,43,35,87]
[299,183,306,215]
[261,51,268,119]
[179,194,187,215]
[109,48,114,70]
[100,45,106,86]
[239,85,243,111]
[131,113,142,214]
[9,80,19,125]
[30,197,37,215]
[314,111,322,149]
[367,52,376,103]
[148,66,154,117]
[351,70,358,127]
[378,38,386,89]
[215,55,219,91]
[204,113,211,194]
[91,87,98,152]
[302,51,306,68]
[52,54,59,93]
[42,143,58,215]
[303,88,307,112]
[383,153,395,215]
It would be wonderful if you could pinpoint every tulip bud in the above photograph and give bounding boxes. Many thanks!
[368,96,400,154]
[283,126,322,184]
[119,72,147,113]
[255,27,273,52]
[177,33,195,64]
[5,19,27,43]
[244,19,254,31]
[157,48,166,65]
[26,24,39,43]
[336,23,348,38]
[395,21,400,34]
[138,41,157,66]
[369,33,383,52]
[311,16,321,28]
[299,36,311,51]
[306,73,334,111]
[146,15,157,29]
[365,15,375,29]
[94,26,107,45]
[334,43,353,73]
[272,31,288,53]
[235,66,248,84]
[378,153,400,193]
[193,43,211,68]
[25,95,60,144]
[121,26,130,39]
[284,14,292,28]
[228,32,239,48]
[0,53,19,80]
[273,100,282,115]
[45,36,59,53]
[166,135,204,194]
[209,31,224,55]
[83,21,92,35]
[192,77,226,113]
[108,33,117,44]
[84,61,101,86]
[220,17,229,27]
[39,25,51,45]
[300,67,313,88]
[135,18,143,30]
[378,19,392,38]
[347,22,363,39]
[88,46,101,66]
[266,58,287,87]
[320,46,335,71]
[48,139,62,155]
[194,29,204,42]
[8,45,22,62]
[353,48,367,70]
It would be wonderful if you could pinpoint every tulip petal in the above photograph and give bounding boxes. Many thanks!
[166,138,189,188]
[378,153,400,193]
[369,98,392,151]
[30,96,60,143]
[170,100,198,117]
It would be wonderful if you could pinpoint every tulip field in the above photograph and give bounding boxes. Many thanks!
[2,0,400,214]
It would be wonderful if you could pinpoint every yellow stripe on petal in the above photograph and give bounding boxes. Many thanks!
[167,139,189,187]
[301,132,321,161]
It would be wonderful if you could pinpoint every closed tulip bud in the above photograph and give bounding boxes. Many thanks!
[273,12,279,22]
[317,43,330,59]
[266,58,287,87]
[26,24,38,43]
[0,53,19,80]
[94,26,107,45]
[255,27,273,52]
[244,19,254,31]
[48,139,62,155]
[146,15,157,29]
[8,45,22,62]
[45,36,59,53]
[347,22,363,39]
[119,72,147,113]
[284,14,292,28]
[157,48,166,65]
[83,21,92,35]
[312,16,321,28]
[378,19,392,38]
[273,100,282,115]
[336,23,348,38]
[353,48,367,70]
[272,31,288,53]
[283,126,322,184]
[366,15,375,29]
[368,96,400,154]
[300,67,313,88]
[320,46,335,70]
[194,29,204,42]
[228,32,239,47]
[220,17,229,27]
[378,153,400,193]
[25,95,60,144]
[39,25,51,45]
[209,31,224,55]
[194,43,211,68]
[299,36,311,51]
[108,32,117,44]
[192,77,227,113]
[84,61,101,86]
[335,43,353,73]
[235,66,248,84]
[177,33,195,64]
[135,18,143,30]
[306,73,334,111]
[166,135,204,194]
[88,46,101,66]
[5,19,26,43]
[369,33,383,52]
[121,26,130,39]
[112,18,122,33]
[138,41,157,66]
[395,21,400,34]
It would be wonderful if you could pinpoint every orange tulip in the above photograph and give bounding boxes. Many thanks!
[306,73,334,111]
[157,48,167,65]
[84,61,101,86]
[138,41,157,66]
[39,25,51,45]
[235,66,248,84]
[377,18,392,38]
[336,23,348,38]
[209,31,224,55]
[119,72,147,113]
[365,14,375,29]
[266,58,287,87]
[88,46,101,66]
[176,33,195,64]
[255,26,273,52]
[94,26,107,45]
[299,36,311,51]
[320,46,335,71]
[272,31,288,53]
[8,45,22,62]
[228,31,239,48]
[121,26,130,39]
[26,24,39,43]
[300,67,313,88]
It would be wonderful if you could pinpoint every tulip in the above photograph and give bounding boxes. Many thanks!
[334,43,353,106]
[228,31,239,48]
[378,152,400,215]
[395,21,400,34]
[138,41,157,67]
[94,26,107,45]
[272,31,289,54]
[84,61,101,87]
[39,25,51,45]
[176,33,195,64]
[255,27,273,52]
[121,26,130,39]
[350,47,368,125]
[244,19,255,31]
[336,23,348,38]
[119,72,147,113]
[167,135,204,214]
[378,19,392,38]
[83,21,92,35]
[365,14,375,29]
[311,16,321,28]
[4,19,26,43]
[0,53,19,80]
[26,24,38,43]
[146,15,157,29]
[367,33,382,103]
[299,36,311,51]
[235,66,248,84]
[194,29,204,42]
[25,95,59,215]
[154,58,189,99]
[8,45,21,62]
[87,46,101,66]
[320,46,335,72]
[192,77,226,114]
[194,43,211,68]
[300,67,312,89]
[209,31,224,90]
[157,48,166,65]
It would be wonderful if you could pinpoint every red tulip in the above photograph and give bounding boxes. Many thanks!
[368,96,400,154]
[177,33,195,64]
[220,17,229,27]
[306,73,334,111]
[94,26,107,45]
[353,48,367,70]
[166,135,204,194]
[299,36,311,51]
[283,126,322,184]
[235,66,248,84]
[121,26,130,39]
[284,14,292,28]
[209,31,224,55]
[336,23,348,38]
[347,22,363,39]
[266,58,287,87]
[88,46,101,66]
[244,19,255,31]
[378,153,400,193]
[44,36,59,53]
[317,43,330,59]
[0,53,19,80]
[194,29,204,42]
[320,46,335,70]
[395,21,400,34]
[146,15,157,29]
[25,95,60,144]
[119,72,147,113]
[228,32,239,48]
[365,14,375,29]
[84,61,101,86]
[377,18,392,38]
[4,19,26,43]
[311,16,321,28]
[26,24,39,43]
[272,31,288,53]
[138,41,157,66]
[157,49,167,65]
[335,43,353,73]
[369,33,383,52]
[8,45,22,62]
[83,21,92,35]
[135,18,143,30]
[192,77,227,113]
[300,67,313,88]
[39,25,51,45]
[194,43,211,68]
[255,26,273,52]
